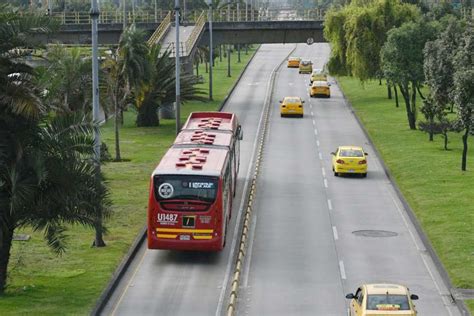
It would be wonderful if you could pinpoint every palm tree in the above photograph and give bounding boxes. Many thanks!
[102,24,150,160]
[0,5,110,294]
[135,44,207,127]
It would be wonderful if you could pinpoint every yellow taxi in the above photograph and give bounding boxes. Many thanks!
[310,80,331,98]
[287,57,301,68]
[279,96,304,117]
[299,59,313,74]
[310,69,327,83]
[331,146,368,177]
[346,284,419,316]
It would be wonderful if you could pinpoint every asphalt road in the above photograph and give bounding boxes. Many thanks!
[102,44,296,316]
[102,43,462,316]
[237,43,461,315]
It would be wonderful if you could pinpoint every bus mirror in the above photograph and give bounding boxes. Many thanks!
[237,126,243,140]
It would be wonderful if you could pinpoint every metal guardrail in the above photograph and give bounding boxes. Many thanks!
[184,11,207,56]
[147,11,172,46]
[31,8,325,24]
[46,10,170,24]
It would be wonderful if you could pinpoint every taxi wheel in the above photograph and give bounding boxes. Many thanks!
[334,171,339,177]
[362,173,367,178]
[299,114,304,118]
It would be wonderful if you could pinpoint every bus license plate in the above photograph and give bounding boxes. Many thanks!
[180,235,190,241]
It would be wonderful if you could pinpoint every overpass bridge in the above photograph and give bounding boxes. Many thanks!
[39,9,325,73]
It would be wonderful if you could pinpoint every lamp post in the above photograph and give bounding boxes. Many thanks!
[175,0,181,134]
[207,0,213,100]
[90,0,105,247]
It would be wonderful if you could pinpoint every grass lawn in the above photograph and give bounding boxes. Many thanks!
[1,46,257,315]
[337,77,474,314]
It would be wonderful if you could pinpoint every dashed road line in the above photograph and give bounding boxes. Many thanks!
[311,111,314,116]
[324,178,328,188]
[316,140,320,147]
[321,167,326,177]
[339,260,346,279]
[314,128,318,135]
[319,152,323,160]
[327,199,333,210]
[312,119,316,125]
[332,226,339,240]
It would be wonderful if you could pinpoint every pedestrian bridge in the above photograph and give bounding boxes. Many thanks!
[43,9,326,54]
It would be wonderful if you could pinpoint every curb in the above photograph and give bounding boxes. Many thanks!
[91,226,147,316]
[91,44,261,316]
[334,77,470,316]
[226,44,297,316]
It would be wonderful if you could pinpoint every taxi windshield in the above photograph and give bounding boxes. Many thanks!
[339,149,364,157]
[154,175,218,202]
[367,294,410,310]
[301,61,311,66]
[285,97,301,103]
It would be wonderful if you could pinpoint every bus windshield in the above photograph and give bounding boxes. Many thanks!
[154,175,218,203]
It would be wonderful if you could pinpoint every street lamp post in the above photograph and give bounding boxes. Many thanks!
[90,0,105,247]
[207,0,213,100]
[175,0,181,134]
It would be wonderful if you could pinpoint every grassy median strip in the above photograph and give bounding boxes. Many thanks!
[337,76,474,312]
[2,46,257,315]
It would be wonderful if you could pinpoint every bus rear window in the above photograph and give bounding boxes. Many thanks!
[154,175,218,203]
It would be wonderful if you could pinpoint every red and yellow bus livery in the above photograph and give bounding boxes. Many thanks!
[148,112,242,251]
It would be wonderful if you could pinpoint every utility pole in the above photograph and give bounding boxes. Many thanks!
[227,0,231,77]
[90,0,105,247]
[207,0,213,100]
[175,0,181,134]
[122,0,127,30]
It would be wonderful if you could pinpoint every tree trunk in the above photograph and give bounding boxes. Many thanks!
[219,45,223,62]
[114,101,121,161]
[410,81,417,130]
[399,83,416,130]
[417,85,425,100]
[443,132,448,151]
[195,61,199,76]
[461,127,469,171]
[92,167,106,248]
[136,98,159,127]
[429,118,434,141]
[205,59,208,73]
[394,84,399,108]
[0,226,14,294]
[237,44,241,63]
[386,80,392,99]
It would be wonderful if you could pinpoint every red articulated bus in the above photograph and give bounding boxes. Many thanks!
[148,112,242,251]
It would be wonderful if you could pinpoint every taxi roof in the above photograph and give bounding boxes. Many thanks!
[174,130,233,148]
[365,284,408,295]
[152,147,228,177]
[288,56,301,60]
[181,112,237,133]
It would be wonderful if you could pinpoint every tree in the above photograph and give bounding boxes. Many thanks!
[102,24,150,160]
[135,45,207,127]
[40,46,93,114]
[381,20,438,129]
[0,5,110,294]
[324,0,420,80]
[452,25,473,171]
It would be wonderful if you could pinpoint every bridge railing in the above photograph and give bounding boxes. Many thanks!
[185,11,207,56]
[48,10,170,24]
[147,11,172,46]
[44,8,324,24]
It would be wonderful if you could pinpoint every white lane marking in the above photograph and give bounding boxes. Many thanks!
[111,250,148,316]
[332,226,339,240]
[316,140,320,147]
[215,53,281,316]
[321,167,326,177]
[311,111,314,116]
[327,199,333,210]
[312,119,316,125]
[324,178,328,188]
[288,82,294,86]
[310,103,313,109]
[314,128,318,135]
[242,215,257,288]
[319,152,323,160]
[339,260,346,279]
